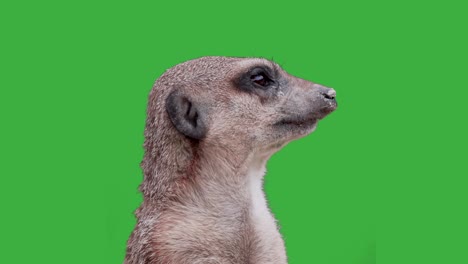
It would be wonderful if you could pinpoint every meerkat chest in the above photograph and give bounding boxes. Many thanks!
[152,168,287,263]
[247,167,276,228]
[246,167,287,263]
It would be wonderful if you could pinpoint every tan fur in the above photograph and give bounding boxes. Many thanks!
[124,57,337,264]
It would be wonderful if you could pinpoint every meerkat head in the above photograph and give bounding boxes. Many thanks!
[155,56,336,166]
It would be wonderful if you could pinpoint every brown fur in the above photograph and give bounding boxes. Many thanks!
[124,57,337,264]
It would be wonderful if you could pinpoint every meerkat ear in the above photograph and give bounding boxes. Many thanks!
[166,91,207,140]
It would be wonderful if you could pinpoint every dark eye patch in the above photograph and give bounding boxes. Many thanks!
[250,66,275,84]
[232,65,279,101]
[235,66,275,87]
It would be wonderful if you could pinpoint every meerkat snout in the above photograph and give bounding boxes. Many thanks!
[307,84,338,120]
[124,56,338,264]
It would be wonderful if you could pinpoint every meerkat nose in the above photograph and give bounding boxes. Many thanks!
[324,88,336,100]
[317,86,336,100]
[313,84,336,100]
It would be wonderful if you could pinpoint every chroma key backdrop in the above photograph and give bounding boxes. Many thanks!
[2,0,467,264]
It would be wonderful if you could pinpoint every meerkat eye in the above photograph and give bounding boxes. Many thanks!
[251,73,271,87]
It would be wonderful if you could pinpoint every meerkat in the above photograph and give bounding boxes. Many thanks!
[124,56,337,264]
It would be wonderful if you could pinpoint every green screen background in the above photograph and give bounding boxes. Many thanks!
[1,1,466,263]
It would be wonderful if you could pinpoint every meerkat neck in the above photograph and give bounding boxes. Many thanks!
[140,140,272,212]
[194,152,272,217]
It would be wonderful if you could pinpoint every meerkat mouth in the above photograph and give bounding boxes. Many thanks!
[275,116,318,127]
[276,105,337,127]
